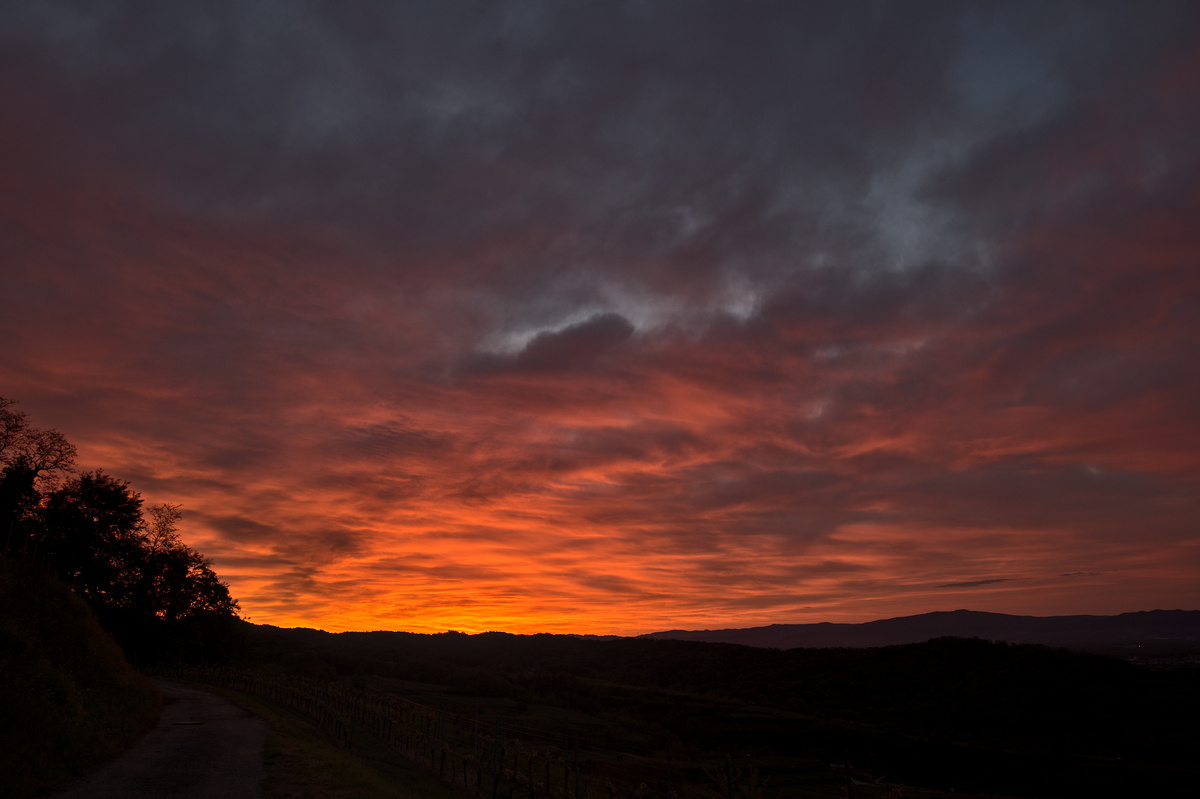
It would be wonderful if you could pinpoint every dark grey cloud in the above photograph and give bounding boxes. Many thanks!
[8,0,1196,337]
[514,312,635,371]
[938,578,1011,589]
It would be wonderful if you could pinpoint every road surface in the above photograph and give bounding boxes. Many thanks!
[53,679,267,799]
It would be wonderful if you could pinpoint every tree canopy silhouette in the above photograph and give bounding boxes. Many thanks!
[2,396,77,553]
[2,395,239,663]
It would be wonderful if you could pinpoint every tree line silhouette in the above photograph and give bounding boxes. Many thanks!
[1,395,239,664]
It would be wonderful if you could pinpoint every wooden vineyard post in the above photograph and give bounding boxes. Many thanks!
[493,720,501,799]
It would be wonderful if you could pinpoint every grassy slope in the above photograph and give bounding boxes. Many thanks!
[0,557,161,799]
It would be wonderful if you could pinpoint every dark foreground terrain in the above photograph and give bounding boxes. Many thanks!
[237,622,1200,797]
[52,680,265,799]
[0,559,160,799]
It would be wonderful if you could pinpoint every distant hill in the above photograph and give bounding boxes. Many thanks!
[640,609,1200,656]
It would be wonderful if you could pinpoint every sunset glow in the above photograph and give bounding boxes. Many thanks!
[3,2,1198,634]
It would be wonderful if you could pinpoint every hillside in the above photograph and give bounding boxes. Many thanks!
[0,558,160,799]
[641,608,1200,657]
[239,621,1200,796]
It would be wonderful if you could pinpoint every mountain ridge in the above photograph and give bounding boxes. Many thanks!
[639,608,1200,655]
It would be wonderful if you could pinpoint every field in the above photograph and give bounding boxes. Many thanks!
[166,623,1200,798]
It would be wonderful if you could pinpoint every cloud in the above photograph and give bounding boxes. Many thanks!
[938,579,1012,589]
[485,312,636,373]
[2,1,1199,632]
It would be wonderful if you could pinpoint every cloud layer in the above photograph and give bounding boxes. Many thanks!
[3,1,1198,632]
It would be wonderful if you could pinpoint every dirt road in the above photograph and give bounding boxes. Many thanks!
[53,679,267,799]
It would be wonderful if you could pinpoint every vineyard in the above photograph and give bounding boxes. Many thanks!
[166,666,852,799]
[162,625,1200,799]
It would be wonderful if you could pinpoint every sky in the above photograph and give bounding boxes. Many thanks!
[2,1,1198,635]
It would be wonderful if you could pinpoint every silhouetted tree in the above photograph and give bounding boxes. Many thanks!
[0,395,28,457]
[139,502,239,622]
[3,395,240,664]
[1,396,77,555]
[0,396,77,478]
[39,470,147,609]
[0,457,39,553]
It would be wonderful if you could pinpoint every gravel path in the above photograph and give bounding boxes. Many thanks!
[53,679,267,799]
